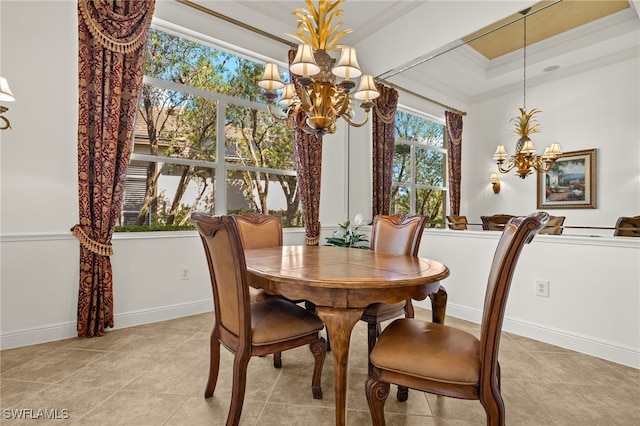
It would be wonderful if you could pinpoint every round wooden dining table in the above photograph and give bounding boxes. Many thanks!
[244,245,450,426]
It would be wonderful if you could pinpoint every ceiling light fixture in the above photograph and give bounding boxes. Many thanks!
[259,0,379,139]
[493,9,561,179]
[0,76,15,130]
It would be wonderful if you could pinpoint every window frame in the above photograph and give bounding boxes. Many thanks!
[123,24,299,229]
[392,107,449,224]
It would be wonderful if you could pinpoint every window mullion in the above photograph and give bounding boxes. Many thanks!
[410,144,416,214]
[215,100,227,215]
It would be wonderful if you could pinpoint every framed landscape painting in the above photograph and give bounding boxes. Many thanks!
[537,149,597,209]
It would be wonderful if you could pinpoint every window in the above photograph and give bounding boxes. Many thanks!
[391,109,447,227]
[120,27,300,230]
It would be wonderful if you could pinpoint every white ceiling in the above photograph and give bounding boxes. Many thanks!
[179,0,640,109]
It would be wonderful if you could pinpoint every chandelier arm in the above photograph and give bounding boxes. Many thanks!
[0,115,10,130]
[335,94,351,118]
[266,102,289,122]
[532,157,555,174]
[340,110,370,128]
[496,160,516,174]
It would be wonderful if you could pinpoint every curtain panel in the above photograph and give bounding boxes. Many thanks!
[71,0,155,337]
[371,83,398,217]
[288,48,323,246]
[445,111,463,216]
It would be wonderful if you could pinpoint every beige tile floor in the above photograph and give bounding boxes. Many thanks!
[1,308,639,425]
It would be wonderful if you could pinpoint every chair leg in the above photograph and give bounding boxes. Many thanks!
[398,301,413,401]
[273,351,282,368]
[306,301,331,352]
[309,336,327,399]
[480,392,506,426]
[366,376,390,426]
[227,351,250,426]
[367,321,378,374]
[396,386,409,402]
[204,330,221,398]
[429,286,448,324]
[480,372,506,426]
[404,298,415,318]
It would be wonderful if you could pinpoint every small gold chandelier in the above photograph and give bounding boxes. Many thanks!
[493,9,561,179]
[259,0,379,139]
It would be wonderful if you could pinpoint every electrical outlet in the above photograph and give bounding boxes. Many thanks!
[536,280,549,297]
[180,267,190,280]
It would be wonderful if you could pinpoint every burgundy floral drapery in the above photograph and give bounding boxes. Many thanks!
[71,0,155,337]
[288,48,323,246]
[372,83,399,217]
[445,111,463,216]
[294,129,323,245]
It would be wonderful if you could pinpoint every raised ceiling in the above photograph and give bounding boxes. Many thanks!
[464,0,631,60]
[179,0,640,109]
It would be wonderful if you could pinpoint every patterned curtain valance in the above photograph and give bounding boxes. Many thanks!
[78,0,155,54]
[373,83,398,125]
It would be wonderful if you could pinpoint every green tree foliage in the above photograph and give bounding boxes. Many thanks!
[133,29,300,228]
[392,111,446,225]
[135,29,219,225]
[224,59,299,226]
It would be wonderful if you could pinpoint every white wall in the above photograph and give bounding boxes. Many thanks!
[416,230,640,368]
[462,57,640,230]
[1,1,639,370]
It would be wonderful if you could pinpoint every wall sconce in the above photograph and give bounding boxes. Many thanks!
[0,76,16,130]
[490,173,501,194]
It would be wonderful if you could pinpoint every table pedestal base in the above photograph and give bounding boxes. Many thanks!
[316,306,364,426]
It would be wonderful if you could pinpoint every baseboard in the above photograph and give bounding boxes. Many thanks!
[0,299,212,350]
[5,299,638,370]
[414,300,639,369]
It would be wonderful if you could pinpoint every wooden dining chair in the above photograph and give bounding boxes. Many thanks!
[614,215,640,237]
[538,215,565,235]
[361,214,435,401]
[235,213,289,368]
[446,215,468,230]
[190,213,326,425]
[366,211,549,426]
[481,214,515,231]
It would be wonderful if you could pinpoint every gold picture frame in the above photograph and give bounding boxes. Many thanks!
[537,149,597,209]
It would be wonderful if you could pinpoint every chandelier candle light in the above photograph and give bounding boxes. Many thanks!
[259,0,379,138]
[493,8,561,179]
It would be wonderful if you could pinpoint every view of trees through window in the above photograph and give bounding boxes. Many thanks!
[392,110,448,227]
[119,28,447,231]
[119,28,300,230]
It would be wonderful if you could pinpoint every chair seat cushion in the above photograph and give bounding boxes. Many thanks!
[370,318,481,386]
[251,298,324,345]
[363,301,406,317]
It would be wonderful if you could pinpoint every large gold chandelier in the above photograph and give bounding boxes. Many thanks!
[258,0,379,139]
[493,9,561,179]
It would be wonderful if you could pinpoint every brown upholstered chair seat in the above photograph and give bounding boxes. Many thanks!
[251,298,325,345]
[370,319,480,386]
